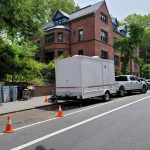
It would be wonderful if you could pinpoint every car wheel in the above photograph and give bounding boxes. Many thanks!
[141,85,147,94]
[118,86,125,97]
[103,91,110,102]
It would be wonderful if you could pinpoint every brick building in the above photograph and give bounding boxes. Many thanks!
[33,1,139,76]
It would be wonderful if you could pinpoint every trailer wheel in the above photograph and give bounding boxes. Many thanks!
[49,95,57,104]
[118,86,125,97]
[103,91,110,101]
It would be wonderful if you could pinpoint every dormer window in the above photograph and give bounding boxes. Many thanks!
[100,12,108,24]
[53,10,70,26]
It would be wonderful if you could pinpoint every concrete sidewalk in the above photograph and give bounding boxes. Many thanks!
[0,96,52,115]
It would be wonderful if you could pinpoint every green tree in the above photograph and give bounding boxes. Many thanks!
[113,23,144,74]
[48,0,80,17]
[124,14,150,29]
[0,0,50,40]
[141,64,150,79]
[0,40,44,82]
[123,14,150,64]
[41,55,64,83]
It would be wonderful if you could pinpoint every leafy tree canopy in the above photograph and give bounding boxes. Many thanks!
[0,40,43,82]
[122,14,150,61]
[48,0,80,17]
[113,23,144,74]
[0,0,50,39]
[124,14,150,29]
[0,0,80,40]
[141,64,150,79]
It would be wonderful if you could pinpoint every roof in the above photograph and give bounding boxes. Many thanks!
[70,1,104,20]
[112,17,118,26]
[45,25,70,31]
[118,25,126,31]
[43,1,104,30]
[43,22,55,30]
[59,10,70,19]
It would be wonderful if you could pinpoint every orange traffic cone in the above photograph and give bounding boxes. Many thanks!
[44,96,48,103]
[4,115,14,133]
[57,105,64,118]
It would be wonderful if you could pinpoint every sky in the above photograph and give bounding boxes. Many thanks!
[74,0,150,20]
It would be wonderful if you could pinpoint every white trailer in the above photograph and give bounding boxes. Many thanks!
[53,55,116,102]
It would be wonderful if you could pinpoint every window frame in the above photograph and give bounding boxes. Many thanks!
[100,12,108,24]
[58,32,63,43]
[45,33,54,45]
[114,55,120,66]
[101,50,108,59]
[78,29,84,41]
[101,30,108,43]
[78,50,84,55]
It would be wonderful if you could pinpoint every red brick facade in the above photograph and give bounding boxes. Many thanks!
[33,1,139,76]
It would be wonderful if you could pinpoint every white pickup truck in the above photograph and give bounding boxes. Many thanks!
[115,75,147,96]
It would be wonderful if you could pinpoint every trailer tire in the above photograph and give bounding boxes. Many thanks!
[118,86,125,97]
[49,95,57,104]
[103,91,110,102]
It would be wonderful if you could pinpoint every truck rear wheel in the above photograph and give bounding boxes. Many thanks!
[118,86,125,97]
[103,91,110,101]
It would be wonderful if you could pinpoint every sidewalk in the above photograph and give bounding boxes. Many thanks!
[0,96,52,115]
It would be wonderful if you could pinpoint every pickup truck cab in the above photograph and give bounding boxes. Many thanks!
[115,75,147,96]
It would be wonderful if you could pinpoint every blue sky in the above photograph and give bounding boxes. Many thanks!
[74,0,150,20]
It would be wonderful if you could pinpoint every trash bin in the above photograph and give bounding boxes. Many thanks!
[3,86,10,102]
[0,86,3,103]
[17,84,27,99]
[10,86,18,101]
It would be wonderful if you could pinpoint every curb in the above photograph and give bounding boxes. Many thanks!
[0,103,52,116]
[0,100,73,116]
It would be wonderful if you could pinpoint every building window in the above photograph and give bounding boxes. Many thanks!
[78,50,83,55]
[58,32,63,43]
[101,51,108,59]
[78,29,83,41]
[114,55,119,66]
[100,12,108,23]
[58,51,63,57]
[45,33,54,45]
[101,30,108,43]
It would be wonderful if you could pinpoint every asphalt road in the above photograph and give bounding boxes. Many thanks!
[0,91,150,150]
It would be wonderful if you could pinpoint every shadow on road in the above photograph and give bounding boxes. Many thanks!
[37,91,142,113]
[35,145,55,150]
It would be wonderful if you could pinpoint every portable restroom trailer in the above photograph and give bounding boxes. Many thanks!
[55,55,116,102]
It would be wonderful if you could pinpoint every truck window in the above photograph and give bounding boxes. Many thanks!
[115,76,128,81]
[130,76,135,81]
[134,77,139,81]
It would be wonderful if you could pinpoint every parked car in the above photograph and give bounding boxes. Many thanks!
[115,75,147,96]
[145,79,150,89]
[139,77,149,90]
